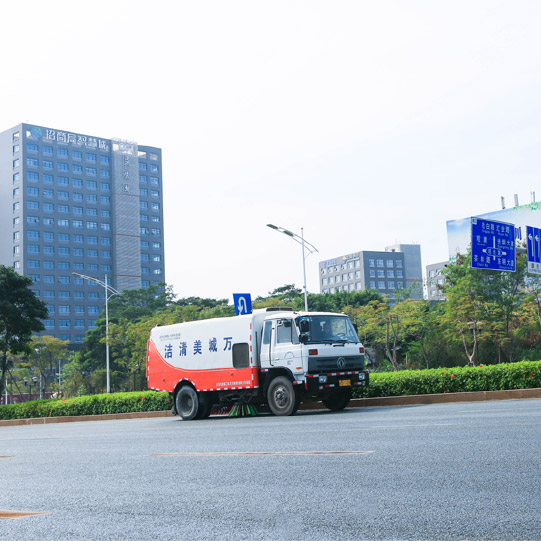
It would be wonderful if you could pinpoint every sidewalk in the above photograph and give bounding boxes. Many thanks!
[1,387,540,427]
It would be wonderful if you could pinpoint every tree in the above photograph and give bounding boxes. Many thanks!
[26,336,69,396]
[441,251,528,365]
[0,266,48,395]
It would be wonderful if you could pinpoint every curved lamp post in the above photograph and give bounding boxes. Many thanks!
[267,224,319,311]
[72,273,119,393]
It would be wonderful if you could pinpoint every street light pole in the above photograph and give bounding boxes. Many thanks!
[267,224,319,311]
[72,272,119,393]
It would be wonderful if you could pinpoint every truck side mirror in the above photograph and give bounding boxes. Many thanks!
[299,320,310,333]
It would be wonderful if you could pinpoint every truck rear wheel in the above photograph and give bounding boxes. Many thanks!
[322,389,352,411]
[267,376,299,416]
[195,392,213,419]
[175,386,199,420]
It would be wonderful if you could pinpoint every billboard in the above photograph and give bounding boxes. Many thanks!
[447,202,541,260]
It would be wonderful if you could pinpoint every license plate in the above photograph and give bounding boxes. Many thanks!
[339,379,350,387]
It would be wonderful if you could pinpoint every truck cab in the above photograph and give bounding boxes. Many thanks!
[258,311,368,414]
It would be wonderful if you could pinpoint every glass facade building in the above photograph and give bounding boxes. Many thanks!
[0,123,165,345]
[319,244,422,302]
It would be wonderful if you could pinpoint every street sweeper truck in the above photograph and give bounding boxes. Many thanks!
[146,308,369,420]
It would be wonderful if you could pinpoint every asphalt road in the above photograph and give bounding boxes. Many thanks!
[0,399,540,540]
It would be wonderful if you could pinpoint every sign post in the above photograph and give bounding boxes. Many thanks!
[471,217,516,272]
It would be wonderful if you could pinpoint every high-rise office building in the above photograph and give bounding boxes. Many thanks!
[0,123,165,345]
[318,244,422,301]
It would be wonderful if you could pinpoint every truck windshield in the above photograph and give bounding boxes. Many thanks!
[297,315,359,344]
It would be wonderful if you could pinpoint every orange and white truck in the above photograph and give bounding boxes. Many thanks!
[146,308,369,420]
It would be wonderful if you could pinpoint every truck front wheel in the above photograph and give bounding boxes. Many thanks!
[322,389,352,411]
[267,376,299,416]
[175,386,199,420]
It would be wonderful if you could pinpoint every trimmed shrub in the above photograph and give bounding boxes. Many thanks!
[354,361,541,398]
[0,391,172,420]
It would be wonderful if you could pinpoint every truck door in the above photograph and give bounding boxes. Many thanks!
[260,320,273,368]
[273,318,302,372]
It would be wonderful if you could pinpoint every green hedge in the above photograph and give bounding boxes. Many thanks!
[353,360,541,399]
[2,362,540,420]
[0,391,172,420]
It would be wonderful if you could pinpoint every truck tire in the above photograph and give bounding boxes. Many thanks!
[195,392,213,419]
[175,386,199,420]
[322,389,352,411]
[267,376,299,416]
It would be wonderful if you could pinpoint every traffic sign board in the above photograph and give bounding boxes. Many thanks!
[233,293,252,315]
[526,225,541,275]
[471,217,516,272]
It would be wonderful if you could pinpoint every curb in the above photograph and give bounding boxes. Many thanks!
[1,388,540,427]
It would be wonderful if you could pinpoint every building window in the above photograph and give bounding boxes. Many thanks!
[396,260,403,268]
[377,259,384,267]
[386,260,394,267]
[378,281,386,289]
[368,259,375,267]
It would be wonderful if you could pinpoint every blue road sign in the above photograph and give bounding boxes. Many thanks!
[527,225,541,275]
[471,217,516,272]
[233,293,252,316]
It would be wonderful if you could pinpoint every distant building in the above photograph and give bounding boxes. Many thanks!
[318,244,422,302]
[426,261,448,301]
[0,123,165,345]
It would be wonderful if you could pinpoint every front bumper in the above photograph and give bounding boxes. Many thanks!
[305,370,369,392]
